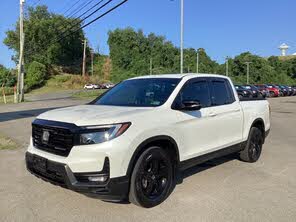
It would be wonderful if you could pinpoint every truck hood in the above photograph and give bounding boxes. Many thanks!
[37,105,154,126]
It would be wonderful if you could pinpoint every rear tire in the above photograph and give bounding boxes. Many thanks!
[129,146,174,208]
[240,127,263,163]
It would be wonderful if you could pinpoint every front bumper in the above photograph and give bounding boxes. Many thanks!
[25,152,129,201]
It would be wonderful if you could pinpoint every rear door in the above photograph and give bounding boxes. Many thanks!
[207,78,244,150]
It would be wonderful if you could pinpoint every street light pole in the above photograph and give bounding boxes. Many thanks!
[225,57,229,77]
[180,0,184,74]
[245,62,252,84]
[82,39,87,76]
[91,49,94,76]
[17,0,25,103]
[196,49,199,73]
[150,58,153,75]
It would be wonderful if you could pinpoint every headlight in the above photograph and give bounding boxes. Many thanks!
[243,91,247,94]
[79,123,131,145]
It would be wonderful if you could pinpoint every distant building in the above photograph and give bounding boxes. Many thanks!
[279,43,289,56]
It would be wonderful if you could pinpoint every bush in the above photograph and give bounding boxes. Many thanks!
[26,61,46,89]
[0,65,16,87]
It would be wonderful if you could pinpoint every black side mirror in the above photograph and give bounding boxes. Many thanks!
[178,100,202,111]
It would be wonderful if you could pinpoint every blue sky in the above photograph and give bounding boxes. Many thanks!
[0,0,295,68]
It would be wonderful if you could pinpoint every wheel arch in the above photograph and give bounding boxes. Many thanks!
[126,136,180,177]
[250,118,266,143]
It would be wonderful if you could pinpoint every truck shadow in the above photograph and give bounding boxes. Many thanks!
[176,153,238,184]
[0,106,72,123]
[93,153,238,205]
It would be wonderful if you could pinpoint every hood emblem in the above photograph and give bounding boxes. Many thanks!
[42,130,50,143]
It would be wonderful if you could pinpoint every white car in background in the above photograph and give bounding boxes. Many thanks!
[102,83,115,89]
[84,84,100,90]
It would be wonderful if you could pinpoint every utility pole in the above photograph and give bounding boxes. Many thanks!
[17,0,25,103]
[150,58,153,75]
[245,62,252,84]
[225,57,229,77]
[196,49,199,73]
[82,39,87,76]
[90,49,94,76]
[180,0,184,74]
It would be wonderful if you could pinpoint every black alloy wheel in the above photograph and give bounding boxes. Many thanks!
[240,127,263,163]
[129,146,174,208]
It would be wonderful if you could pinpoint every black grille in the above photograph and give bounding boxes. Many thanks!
[32,124,74,157]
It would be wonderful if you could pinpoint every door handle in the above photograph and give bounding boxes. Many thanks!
[208,112,217,117]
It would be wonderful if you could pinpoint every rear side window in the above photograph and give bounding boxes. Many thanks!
[178,81,211,107]
[211,79,235,106]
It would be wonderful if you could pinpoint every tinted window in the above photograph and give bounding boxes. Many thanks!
[177,81,211,107]
[93,78,180,107]
[211,80,234,106]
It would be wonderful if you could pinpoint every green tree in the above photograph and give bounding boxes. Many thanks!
[0,65,16,87]
[3,5,85,71]
[108,28,219,81]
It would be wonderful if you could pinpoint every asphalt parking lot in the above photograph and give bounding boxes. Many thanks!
[0,96,296,222]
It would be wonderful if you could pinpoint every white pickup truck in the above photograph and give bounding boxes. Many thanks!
[26,74,271,208]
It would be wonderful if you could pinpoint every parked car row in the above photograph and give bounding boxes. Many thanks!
[235,84,296,99]
[84,83,115,90]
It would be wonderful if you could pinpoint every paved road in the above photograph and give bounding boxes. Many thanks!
[0,96,296,222]
[26,90,81,102]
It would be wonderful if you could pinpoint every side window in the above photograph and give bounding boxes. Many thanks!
[178,81,211,107]
[211,80,234,106]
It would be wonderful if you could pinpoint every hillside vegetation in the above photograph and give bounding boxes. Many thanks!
[1,6,296,99]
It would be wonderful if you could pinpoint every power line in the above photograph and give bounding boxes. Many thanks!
[31,0,42,7]
[53,0,104,37]
[56,0,128,51]
[53,0,106,37]
[80,0,127,29]
[73,0,105,21]
[25,0,107,55]
[62,0,83,16]
[24,0,128,59]
[57,0,111,40]
[66,0,96,18]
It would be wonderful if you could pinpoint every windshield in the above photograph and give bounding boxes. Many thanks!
[92,78,180,107]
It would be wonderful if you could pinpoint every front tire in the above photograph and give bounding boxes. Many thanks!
[240,127,263,163]
[129,146,174,208]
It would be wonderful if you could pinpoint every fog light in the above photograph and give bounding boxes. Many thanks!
[88,175,108,182]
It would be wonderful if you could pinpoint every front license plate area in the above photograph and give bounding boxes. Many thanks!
[33,156,47,173]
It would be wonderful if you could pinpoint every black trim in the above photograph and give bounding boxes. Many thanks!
[265,129,270,139]
[26,152,129,201]
[32,119,80,132]
[240,97,266,101]
[178,142,246,171]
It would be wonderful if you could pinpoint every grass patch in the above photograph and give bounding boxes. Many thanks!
[72,89,106,100]
[0,134,17,150]
[0,94,16,104]
[29,74,107,95]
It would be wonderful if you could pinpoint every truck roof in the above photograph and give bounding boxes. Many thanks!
[130,73,229,80]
